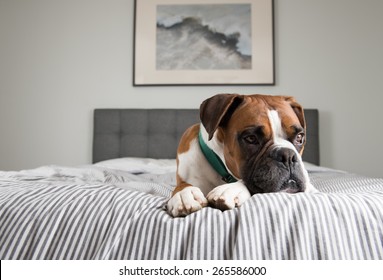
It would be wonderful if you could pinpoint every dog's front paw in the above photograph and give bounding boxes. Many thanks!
[167,186,208,217]
[207,181,251,211]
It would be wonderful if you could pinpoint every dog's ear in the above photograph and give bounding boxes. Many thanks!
[284,96,306,129]
[200,94,244,140]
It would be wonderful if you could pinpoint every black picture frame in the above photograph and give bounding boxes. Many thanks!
[133,0,274,86]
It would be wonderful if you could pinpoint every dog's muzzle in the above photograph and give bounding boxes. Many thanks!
[242,146,306,195]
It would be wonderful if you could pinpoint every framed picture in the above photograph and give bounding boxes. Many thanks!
[133,0,274,86]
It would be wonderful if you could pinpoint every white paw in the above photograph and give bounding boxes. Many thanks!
[167,186,208,217]
[206,181,251,210]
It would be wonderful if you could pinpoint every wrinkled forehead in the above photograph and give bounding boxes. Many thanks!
[227,98,302,135]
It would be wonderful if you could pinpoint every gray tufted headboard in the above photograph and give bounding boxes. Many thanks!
[93,109,320,165]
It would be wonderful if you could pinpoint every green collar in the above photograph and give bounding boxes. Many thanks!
[198,130,238,183]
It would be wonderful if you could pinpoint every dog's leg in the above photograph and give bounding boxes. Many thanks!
[206,180,251,210]
[167,183,208,217]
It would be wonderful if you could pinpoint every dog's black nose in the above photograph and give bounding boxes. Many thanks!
[271,148,297,168]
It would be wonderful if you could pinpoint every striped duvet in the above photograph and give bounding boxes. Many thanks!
[0,161,382,260]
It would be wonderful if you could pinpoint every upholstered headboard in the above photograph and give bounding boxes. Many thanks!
[93,109,320,165]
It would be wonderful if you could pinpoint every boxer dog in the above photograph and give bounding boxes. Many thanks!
[167,94,317,217]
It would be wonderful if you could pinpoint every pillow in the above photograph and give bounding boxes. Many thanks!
[94,157,176,174]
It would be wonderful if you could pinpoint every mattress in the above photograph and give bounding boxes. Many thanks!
[1,158,382,260]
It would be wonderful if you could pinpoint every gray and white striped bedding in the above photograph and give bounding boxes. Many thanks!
[0,160,382,260]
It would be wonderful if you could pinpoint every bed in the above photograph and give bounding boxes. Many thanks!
[0,109,382,260]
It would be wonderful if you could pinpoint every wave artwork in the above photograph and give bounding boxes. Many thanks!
[156,4,252,70]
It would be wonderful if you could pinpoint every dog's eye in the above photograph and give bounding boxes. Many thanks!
[244,135,258,144]
[294,133,305,145]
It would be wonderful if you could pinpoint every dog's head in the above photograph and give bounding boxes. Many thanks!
[200,93,310,194]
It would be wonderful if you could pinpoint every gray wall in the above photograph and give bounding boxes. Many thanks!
[0,0,382,177]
